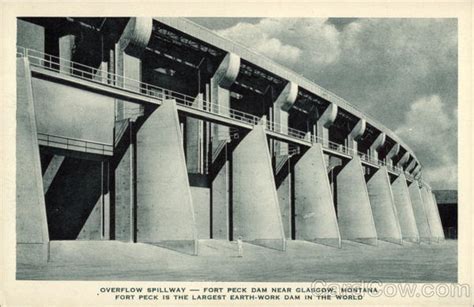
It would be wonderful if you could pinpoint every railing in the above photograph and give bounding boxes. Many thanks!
[18,46,409,177]
[38,132,113,155]
[266,120,308,141]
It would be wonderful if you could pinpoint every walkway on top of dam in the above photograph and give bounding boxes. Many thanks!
[17,46,413,181]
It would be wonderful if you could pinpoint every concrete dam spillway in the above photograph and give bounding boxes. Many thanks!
[16,17,445,265]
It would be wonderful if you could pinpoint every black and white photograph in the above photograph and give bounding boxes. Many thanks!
[2,1,472,305]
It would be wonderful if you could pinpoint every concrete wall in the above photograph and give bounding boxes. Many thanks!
[392,174,419,242]
[190,186,211,239]
[115,141,134,242]
[366,167,402,244]
[431,193,446,241]
[77,199,103,240]
[336,156,377,245]
[233,125,286,251]
[421,186,445,242]
[31,78,115,144]
[16,58,49,264]
[45,157,104,240]
[408,183,431,242]
[17,19,44,52]
[294,144,341,247]
[136,99,198,255]
[277,175,292,239]
[212,163,230,239]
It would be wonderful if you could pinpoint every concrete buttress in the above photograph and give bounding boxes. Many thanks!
[431,193,446,242]
[336,155,377,245]
[16,58,50,264]
[421,186,445,243]
[136,99,198,255]
[408,183,431,242]
[294,143,341,248]
[391,174,420,243]
[366,166,403,244]
[232,125,286,251]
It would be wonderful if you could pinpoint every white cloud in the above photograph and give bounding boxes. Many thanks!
[216,18,340,66]
[395,95,457,189]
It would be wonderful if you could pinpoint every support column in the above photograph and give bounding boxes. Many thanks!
[431,192,446,241]
[336,155,378,245]
[273,82,298,239]
[185,94,204,173]
[421,185,445,243]
[315,103,338,146]
[114,18,151,242]
[136,99,198,255]
[391,174,420,243]
[16,58,50,264]
[397,152,410,172]
[115,17,152,121]
[385,143,400,168]
[273,82,298,156]
[408,182,431,242]
[366,166,403,244]
[412,164,421,177]
[294,143,341,247]
[59,34,75,73]
[346,119,366,152]
[315,103,338,168]
[233,124,286,251]
[369,132,386,163]
[406,158,417,173]
[210,53,240,240]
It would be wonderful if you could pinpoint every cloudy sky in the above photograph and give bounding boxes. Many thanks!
[191,17,458,190]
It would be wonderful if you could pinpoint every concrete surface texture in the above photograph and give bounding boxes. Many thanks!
[114,136,134,242]
[336,155,377,245]
[17,239,458,282]
[136,99,198,255]
[366,166,402,244]
[232,125,286,251]
[408,183,432,242]
[421,186,445,242]
[391,174,420,242]
[277,174,292,239]
[294,143,341,247]
[186,94,205,173]
[431,193,446,240]
[31,78,115,144]
[16,58,50,264]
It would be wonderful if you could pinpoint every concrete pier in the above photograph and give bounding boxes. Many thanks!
[294,143,341,247]
[391,174,420,243]
[233,125,286,251]
[136,99,198,255]
[366,167,403,244]
[16,58,50,264]
[336,156,377,245]
[421,186,445,243]
[408,183,431,242]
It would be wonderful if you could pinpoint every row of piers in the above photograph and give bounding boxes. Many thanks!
[16,17,444,264]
